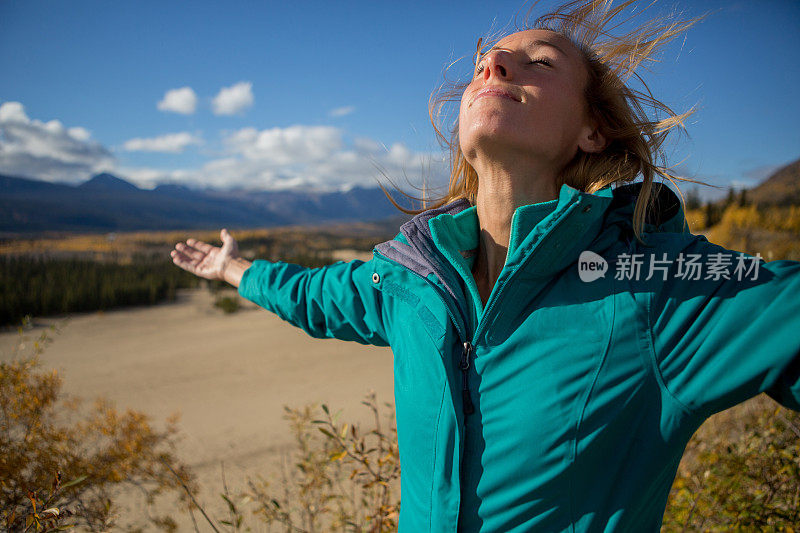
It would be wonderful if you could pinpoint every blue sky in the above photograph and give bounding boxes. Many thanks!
[0,0,798,199]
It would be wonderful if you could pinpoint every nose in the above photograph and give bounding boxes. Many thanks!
[481,50,512,81]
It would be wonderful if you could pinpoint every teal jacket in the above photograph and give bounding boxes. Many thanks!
[238,183,800,532]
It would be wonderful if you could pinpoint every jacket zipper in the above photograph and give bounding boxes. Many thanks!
[373,246,478,530]
[472,199,580,342]
[458,202,578,420]
[460,341,475,415]
[373,250,475,417]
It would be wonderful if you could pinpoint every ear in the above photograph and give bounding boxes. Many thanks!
[578,123,607,154]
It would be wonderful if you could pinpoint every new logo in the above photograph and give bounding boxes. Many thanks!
[578,251,608,282]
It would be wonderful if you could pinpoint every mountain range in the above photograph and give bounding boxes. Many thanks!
[0,173,411,235]
[746,157,800,207]
[2,158,798,235]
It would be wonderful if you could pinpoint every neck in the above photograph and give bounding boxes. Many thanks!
[471,164,559,305]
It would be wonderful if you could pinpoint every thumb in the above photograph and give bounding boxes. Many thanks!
[220,228,238,254]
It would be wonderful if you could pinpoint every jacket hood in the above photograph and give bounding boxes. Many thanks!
[605,181,688,236]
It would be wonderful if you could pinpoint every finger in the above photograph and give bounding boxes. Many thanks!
[171,248,197,266]
[175,242,208,262]
[171,250,199,273]
[221,228,240,255]
[221,228,238,252]
[186,239,215,254]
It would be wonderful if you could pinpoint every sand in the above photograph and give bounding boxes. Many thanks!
[0,288,394,530]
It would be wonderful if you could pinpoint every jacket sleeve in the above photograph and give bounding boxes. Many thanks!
[643,234,800,416]
[237,259,389,347]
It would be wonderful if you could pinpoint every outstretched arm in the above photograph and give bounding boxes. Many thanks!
[172,229,388,346]
[237,259,389,346]
[170,228,252,287]
[643,234,800,416]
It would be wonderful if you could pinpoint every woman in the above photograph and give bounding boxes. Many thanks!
[172,1,800,530]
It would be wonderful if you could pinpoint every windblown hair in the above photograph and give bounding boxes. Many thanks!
[386,0,706,240]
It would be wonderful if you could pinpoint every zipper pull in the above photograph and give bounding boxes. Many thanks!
[460,341,475,415]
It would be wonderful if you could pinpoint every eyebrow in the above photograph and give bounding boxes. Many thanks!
[486,39,568,58]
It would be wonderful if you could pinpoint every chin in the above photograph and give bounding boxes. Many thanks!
[462,120,530,153]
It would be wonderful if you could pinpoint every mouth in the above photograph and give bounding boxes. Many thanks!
[469,86,521,107]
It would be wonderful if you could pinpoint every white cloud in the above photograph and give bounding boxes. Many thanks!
[111,166,189,189]
[329,106,355,118]
[43,120,64,133]
[0,100,446,192]
[353,137,382,153]
[0,101,114,182]
[68,127,91,141]
[114,166,170,187]
[0,101,28,122]
[212,81,254,116]
[157,87,198,115]
[730,179,758,190]
[118,126,445,191]
[185,124,448,191]
[123,132,202,153]
[224,125,342,163]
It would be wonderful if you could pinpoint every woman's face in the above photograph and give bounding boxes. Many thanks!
[459,29,600,176]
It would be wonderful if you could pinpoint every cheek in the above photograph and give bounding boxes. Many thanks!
[457,96,474,141]
[458,93,471,126]
[558,87,588,125]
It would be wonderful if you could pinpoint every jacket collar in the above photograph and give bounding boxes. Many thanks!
[605,181,687,235]
[375,198,474,335]
[506,183,615,279]
[409,181,686,235]
[400,184,617,281]
[507,181,688,278]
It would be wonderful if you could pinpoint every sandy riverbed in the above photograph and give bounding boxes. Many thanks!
[0,288,394,530]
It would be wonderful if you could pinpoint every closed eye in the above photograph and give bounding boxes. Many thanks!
[474,57,552,76]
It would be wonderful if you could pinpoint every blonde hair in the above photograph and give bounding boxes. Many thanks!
[385,0,707,240]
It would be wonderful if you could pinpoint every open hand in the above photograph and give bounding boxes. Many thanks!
[171,228,240,281]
